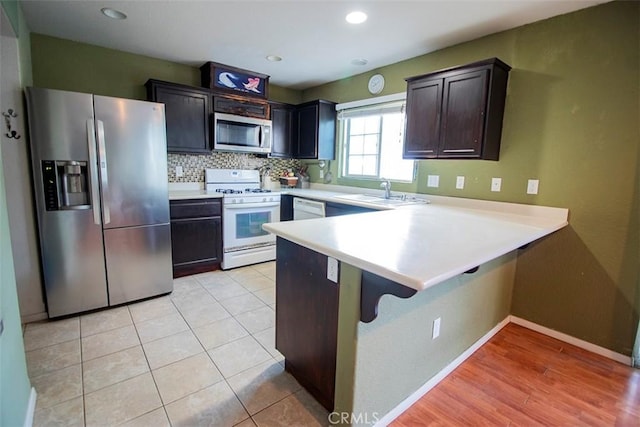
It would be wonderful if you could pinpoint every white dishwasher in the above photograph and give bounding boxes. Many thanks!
[293,197,326,220]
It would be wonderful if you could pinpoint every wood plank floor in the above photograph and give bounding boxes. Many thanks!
[392,323,640,426]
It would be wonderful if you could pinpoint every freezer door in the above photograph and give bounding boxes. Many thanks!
[104,223,173,305]
[25,87,108,317]
[93,96,170,229]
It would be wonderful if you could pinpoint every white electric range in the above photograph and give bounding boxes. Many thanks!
[205,169,280,269]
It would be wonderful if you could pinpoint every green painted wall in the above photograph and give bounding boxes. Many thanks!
[305,1,639,356]
[350,253,516,424]
[30,33,302,104]
[1,3,33,425]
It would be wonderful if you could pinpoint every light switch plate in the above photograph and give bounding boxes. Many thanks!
[491,177,502,192]
[432,317,441,339]
[175,165,184,177]
[427,175,440,188]
[527,179,539,195]
[327,257,339,283]
[456,176,465,189]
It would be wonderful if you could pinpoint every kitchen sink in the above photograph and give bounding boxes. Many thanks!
[334,194,429,206]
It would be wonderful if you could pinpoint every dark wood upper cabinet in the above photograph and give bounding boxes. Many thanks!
[404,58,511,160]
[404,77,442,158]
[269,102,295,159]
[296,99,337,160]
[146,79,211,154]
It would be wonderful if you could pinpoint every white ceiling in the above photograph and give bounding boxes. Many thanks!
[20,0,607,90]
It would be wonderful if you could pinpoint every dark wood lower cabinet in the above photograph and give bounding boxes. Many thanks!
[170,198,222,278]
[325,201,376,217]
[275,237,339,411]
[280,195,294,221]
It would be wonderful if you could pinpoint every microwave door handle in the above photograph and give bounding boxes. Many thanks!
[258,126,263,148]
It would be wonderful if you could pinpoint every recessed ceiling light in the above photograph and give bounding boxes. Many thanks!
[101,8,127,20]
[346,11,367,24]
[351,58,368,66]
[266,55,282,62]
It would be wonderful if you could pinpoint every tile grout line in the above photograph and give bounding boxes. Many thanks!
[128,304,173,426]
[79,315,86,427]
[31,263,284,426]
[170,277,256,424]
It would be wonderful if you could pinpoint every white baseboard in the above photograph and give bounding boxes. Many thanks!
[374,316,511,427]
[509,315,633,366]
[23,387,37,427]
[21,312,48,324]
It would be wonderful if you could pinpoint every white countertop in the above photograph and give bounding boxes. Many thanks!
[264,189,568,292]
[168,183,223,200]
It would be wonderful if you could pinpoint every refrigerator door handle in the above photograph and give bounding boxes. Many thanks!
[86,120,102,225]
[96,120,111,224]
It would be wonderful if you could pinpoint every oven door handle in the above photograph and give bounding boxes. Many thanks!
[224,202,281,209]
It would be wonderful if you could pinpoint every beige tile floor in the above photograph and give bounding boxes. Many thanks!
[23,262,329,427]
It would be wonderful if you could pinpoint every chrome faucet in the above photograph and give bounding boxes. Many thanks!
[380,179,391,199]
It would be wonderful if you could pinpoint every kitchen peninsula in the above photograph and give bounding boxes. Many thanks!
[263,194,568,425]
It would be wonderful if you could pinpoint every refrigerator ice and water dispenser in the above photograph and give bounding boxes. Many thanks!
[41,160,89,210]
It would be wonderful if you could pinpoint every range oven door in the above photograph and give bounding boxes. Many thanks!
[223,201,280,252]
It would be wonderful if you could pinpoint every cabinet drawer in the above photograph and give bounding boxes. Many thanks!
[214,95,270,119]
[170,199,221,219]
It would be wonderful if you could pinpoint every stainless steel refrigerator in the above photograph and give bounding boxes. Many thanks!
[26,87,173,318]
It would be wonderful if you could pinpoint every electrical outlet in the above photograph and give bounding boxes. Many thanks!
[327,257,338,283]
[456,176,465,190]
[427,175,440,188]
[491,177,502,192]
[527,179,539,195]
[432,317,441,339]
[175,165,184,177]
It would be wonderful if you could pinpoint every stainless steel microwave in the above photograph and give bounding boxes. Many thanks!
[213,112,272,154]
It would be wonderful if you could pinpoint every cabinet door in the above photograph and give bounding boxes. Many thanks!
[270,103,295,158]
[213,95,270,119]
[170,217,222,266]
[439,70,488,158]
[280,195,294,221]
[150,83,211,153]
[404,78,443,159]
[296,103,318,159]
[275,238,339,411]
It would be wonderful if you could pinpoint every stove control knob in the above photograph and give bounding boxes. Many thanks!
[263,197,267,202]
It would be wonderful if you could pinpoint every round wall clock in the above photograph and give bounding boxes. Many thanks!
[368,74,385,95]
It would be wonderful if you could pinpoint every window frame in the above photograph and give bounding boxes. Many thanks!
[337,93,416,183]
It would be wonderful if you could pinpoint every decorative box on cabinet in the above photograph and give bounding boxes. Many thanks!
[146,79,211,154]
[404,58,511,160]
[169,198,222,278]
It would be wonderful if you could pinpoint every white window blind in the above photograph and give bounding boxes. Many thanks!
[337,96,415,182]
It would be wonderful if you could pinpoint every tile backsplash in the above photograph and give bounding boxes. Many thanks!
[167,152,303,183]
